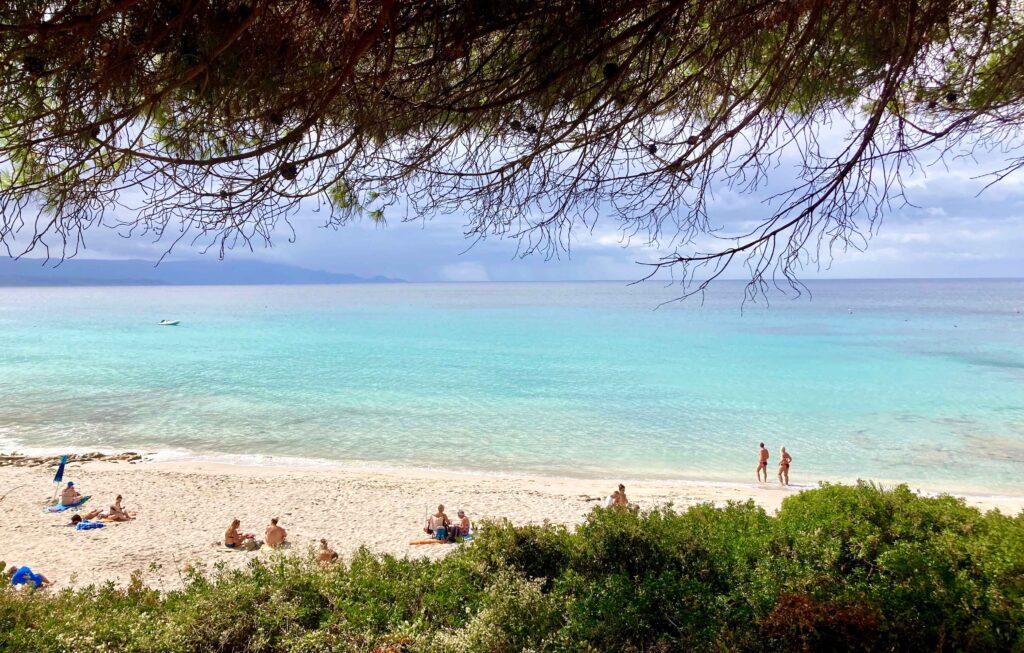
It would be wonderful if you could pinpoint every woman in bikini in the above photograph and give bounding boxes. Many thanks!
[107,495,134,522]
[224,519,255,548]
[778,446,793,486]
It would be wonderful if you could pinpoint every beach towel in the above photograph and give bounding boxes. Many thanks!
[75,520,105,531]
[408,539,447,545]
[43,495,91,513]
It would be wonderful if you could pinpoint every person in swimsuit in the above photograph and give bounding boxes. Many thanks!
[70,509,105,524]
[60,481,82,506]
[265,517,288,548]
[613,484,629,507]
[3,562,51,589]
[778,446,793,486]
[757,442,770,482]
[317,539,339,563]
[426,504,450,540]
[450,510,471,537]
[224,519,255,548]
[107,495,133,521]
[613,484,639,511]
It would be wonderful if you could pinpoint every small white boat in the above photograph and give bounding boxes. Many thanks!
[158,320,180,326]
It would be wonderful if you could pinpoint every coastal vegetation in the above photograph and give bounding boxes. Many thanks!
[2,482,1021,652]
[2,2,1024,293]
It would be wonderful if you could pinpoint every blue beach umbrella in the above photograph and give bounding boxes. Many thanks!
[50,455,68,503]
[53,455,68,484]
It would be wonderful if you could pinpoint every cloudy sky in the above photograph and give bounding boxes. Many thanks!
[10,142,1024,283]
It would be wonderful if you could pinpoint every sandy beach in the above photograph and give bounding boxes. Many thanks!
[2,457,1022,591]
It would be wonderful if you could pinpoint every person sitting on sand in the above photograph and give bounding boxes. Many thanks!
[612,484,639,511]
[107,495,133,522]
[614,484,629,506]
[602,490,620,508]
[3,561,51,589]
[426,504,450,540]
[60,481,83,506]
[449,510,471,537]
[757,442,770,483]
[224,519,256,549]
[778,446,793,486]
[317,539,339,563]
[265,517,288,548]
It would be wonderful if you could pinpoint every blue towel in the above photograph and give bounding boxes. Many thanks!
[43,495,91,513]
[75,520,105,531]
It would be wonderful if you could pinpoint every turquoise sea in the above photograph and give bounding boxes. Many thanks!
[1,280,1022,494]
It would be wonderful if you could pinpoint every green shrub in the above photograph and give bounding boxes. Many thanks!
[0,483,1021,652]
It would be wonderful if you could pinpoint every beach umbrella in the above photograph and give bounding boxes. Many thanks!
[53,455,68,484]
[50,455,68,503]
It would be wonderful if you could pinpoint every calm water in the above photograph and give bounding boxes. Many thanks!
[1,280,1023,494]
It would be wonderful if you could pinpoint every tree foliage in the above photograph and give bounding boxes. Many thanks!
[1,1,1023,292]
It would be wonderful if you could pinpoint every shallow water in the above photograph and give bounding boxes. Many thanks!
[1,280,1022,493]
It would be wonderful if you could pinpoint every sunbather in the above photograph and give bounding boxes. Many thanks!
[69,514,105,530]
[265,517,288,548]
[425,504,450,540]
[60,481,83,506]
[107,494,133,521]
[224,519,255,548]
[69,509,105,524]
[317,539,339,563]
[450,510,471,537]
[2,561,51,589]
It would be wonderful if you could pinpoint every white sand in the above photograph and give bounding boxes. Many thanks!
[2,459,1021,590]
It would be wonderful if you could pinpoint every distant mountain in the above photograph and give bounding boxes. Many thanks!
[0,258,404,286]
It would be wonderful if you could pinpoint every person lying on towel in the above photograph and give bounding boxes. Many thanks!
[70,514,105,530]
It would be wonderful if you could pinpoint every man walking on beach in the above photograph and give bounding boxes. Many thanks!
[756,443,770,482]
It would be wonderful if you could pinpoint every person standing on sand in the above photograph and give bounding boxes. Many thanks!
[757,442,770,482]
[265,517,288,548]
[778,446,793,486]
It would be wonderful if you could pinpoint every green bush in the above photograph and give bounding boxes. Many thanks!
[1,483,1021,652]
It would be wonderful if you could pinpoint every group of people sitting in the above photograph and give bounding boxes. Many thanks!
[603,483,638,510]
[224,517,292,551]
[424,504,471,541]
[223,517,341,561]
[68,494,135,529]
